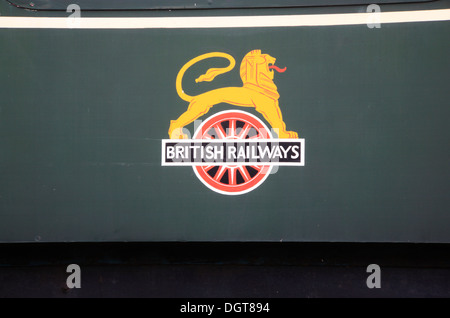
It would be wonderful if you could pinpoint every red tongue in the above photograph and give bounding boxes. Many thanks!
[269,65,287,73]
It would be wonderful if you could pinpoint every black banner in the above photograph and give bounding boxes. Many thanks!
[162,140,305,166]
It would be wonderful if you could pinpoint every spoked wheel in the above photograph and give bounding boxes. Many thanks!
[193,110,273,195]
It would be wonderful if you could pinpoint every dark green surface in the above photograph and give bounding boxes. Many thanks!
[0,1,449,242]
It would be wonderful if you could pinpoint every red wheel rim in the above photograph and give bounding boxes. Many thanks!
[193,110,272,195]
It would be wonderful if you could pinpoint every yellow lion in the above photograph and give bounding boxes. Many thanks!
[168,50,298,139]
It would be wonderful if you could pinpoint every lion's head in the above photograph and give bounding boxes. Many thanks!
[239,50,281,100]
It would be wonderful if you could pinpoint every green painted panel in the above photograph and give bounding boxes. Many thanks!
[0,1,449,242]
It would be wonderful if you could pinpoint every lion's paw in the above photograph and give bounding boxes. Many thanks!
[287,131,299,139]
[169,127,189,139]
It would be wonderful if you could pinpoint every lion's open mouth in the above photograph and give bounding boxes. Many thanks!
[268,65,287,73]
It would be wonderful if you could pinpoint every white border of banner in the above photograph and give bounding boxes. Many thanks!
[0,9,449,29]
[161,138,306,167]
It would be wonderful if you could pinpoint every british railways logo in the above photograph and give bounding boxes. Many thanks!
[161,50,305,195]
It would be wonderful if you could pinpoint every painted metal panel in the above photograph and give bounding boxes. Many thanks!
[0,0,449,242]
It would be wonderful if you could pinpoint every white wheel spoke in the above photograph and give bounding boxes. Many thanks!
[251,165,262,172]
[237,123,251,139]
[238,166,251,182]
[229,167,237,185]
[214,124,227,139]
[229,120,236,137]
[214,165,227,181]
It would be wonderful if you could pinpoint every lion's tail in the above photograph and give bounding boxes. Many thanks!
[176,52,236,102]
